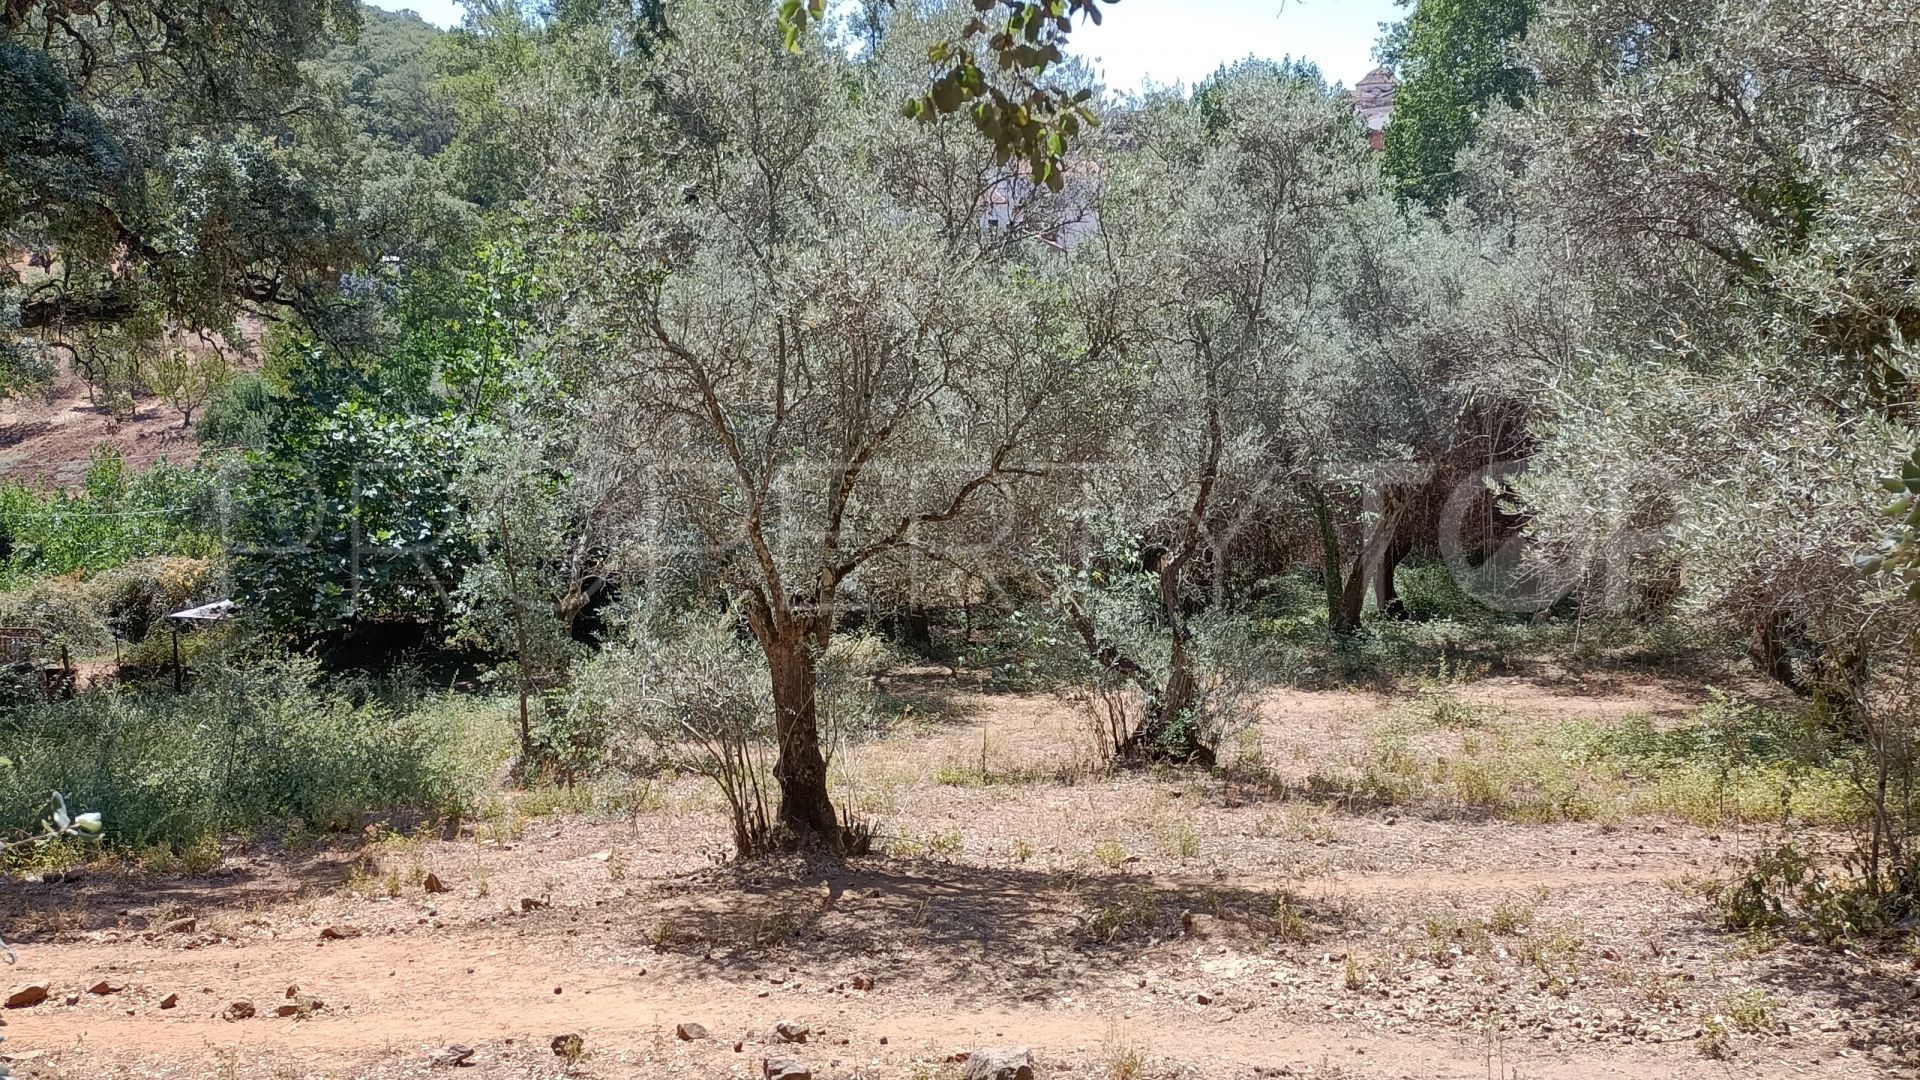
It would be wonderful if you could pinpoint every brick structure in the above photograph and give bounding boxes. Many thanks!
[1351,66,1397,150]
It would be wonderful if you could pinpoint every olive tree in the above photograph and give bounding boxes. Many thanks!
[1041,70,1367,761]
[1312,199,1574,632]
[526,0,1097,849]
[1511,0,1920,669]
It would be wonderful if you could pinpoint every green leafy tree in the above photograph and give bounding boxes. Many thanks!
[430,0,668,209]
[781,0,1108,191]
[231,402,473,630]
[308,5,458,158]
[142,344,233,428]
[3,0,480,395]
[2,1,361,336]
[1380,0,1537,209]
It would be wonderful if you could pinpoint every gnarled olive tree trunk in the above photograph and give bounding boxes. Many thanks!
[1331,489,1409,636]
[747,608,841,849]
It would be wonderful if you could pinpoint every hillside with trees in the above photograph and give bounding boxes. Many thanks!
[0,1,1915,1077]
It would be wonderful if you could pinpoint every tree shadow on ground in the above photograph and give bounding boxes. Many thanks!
[0,846,365,944]
[613,855,1354,1007]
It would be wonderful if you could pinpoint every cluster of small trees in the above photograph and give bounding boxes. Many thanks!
[1502,0,1920,904]
[2,0,1915,892]
[444,1,1563,848]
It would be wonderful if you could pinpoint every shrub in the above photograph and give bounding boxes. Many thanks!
[195,372,282,449]
[0,576,111,654]
[90,557,218,644]
[569,607,897,857]
[0,655,488,851]
[575,613,781,855]
[1712,839,1896,944]
[1395,562,1493,623]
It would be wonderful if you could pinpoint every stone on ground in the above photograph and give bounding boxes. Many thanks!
[962,1046,1037,1080]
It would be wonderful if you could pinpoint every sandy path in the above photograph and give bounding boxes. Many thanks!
[6,928,1810,1080]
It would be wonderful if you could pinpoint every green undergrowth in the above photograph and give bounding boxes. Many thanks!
[1307,688,1864,828]
[0,656,514,857]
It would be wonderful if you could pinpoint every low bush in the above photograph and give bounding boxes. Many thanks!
[565,610,896,857]
[1713,838,1918,944]
[0,576,113,655]
[1580,692,1864,828]
[1394,562,1496,624]
[0,655,496,852]
[0,556,221,675]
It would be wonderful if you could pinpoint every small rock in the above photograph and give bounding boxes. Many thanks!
[963,1046,1037,1080]
[424,872,449,894]
[159,992,179,1009]
[774,1020,810,1043]
[677,1022,710,1041]
[879,1037,889,1045]
[223,1000,256,1021]
[4,984,49,1008]
[319,925,362,940]
[520,897,548,911]
[63,994,79,1006]
[734,1041,745,1053]
[763,1056,813,1080]
[88,980,122,995]
[1194,993,1213,1005]
[430,1044,476,1067]
[850,974,875,991]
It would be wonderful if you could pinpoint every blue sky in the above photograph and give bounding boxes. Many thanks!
[367,0,1405,91]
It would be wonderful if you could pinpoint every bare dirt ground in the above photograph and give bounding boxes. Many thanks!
[1,318,263,486]
[0,372,200,487]
[2,673,1917,1079]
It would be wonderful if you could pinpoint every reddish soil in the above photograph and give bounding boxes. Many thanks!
[0,675,1914,1079]
[0,373,200,488]
[1,318,262,487]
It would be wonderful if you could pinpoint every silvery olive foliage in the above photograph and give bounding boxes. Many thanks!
[1511,0,1920,649]
[520,0,1100,846]
[1035,62,1564,758]
[1501,0,1920,906]
[564,608,894,856]
[1036,70,1366,760]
